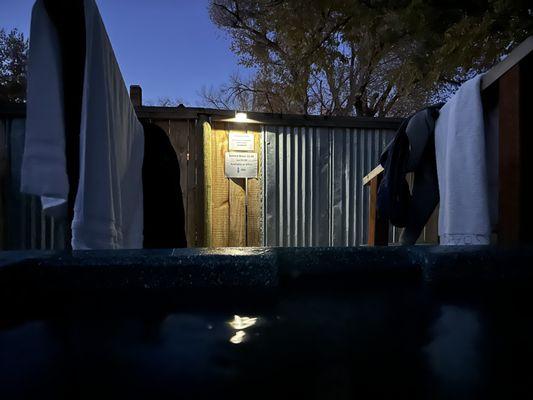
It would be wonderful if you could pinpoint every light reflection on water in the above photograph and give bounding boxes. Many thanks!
[230,331,246,344]
[228,315,259,344]
[229,315,258,330]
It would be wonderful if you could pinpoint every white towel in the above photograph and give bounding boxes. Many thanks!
[435,75,493,245]
[21,0,144,249]
[21,0,69,218]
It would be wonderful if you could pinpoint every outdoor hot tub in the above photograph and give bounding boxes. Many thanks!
[1,246,532,399]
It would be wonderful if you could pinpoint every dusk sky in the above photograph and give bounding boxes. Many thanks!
[0,0,249,106]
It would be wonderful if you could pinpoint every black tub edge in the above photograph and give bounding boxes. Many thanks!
[1,246,533,293]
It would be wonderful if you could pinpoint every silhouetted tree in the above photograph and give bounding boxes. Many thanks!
[200,73,259,111]
[205,0,532,116]
[0,28,28,104]
[143,96,185,107]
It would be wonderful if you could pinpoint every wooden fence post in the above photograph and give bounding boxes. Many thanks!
[367,174,389,246]
[498,52,533,245]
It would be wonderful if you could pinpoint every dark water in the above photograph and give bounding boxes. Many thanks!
[1,285,532,399]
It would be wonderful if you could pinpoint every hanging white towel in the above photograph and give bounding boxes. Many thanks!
[21,0,144,249]
[21,0,69,218]
[435,75,494,245]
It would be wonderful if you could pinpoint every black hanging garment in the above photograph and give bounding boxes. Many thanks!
[377,104,443,245]
[142,122,187,248]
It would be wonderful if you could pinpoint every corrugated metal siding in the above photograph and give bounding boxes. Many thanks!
[263,125,396,246]
[0,117,67,250]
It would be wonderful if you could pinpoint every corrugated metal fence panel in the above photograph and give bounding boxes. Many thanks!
[264,125,396,247]
[0,117,66,250]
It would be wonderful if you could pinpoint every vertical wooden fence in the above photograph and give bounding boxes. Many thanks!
[203,121,262,247]
[141,115,205,247]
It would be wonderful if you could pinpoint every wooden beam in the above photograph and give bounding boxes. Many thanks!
[363,164,384,186]
[190,117,206,247]
[498,66,521,244]
[521,54,533,243]
[229,178,246,246]
[136,106,403,130]
[498,52,533,245]
[203,121,213,247]
[482,36,533,91]
[193,116,207,247]
[210,127,230,246]
[367,174,389,246]
[246,128,263,246]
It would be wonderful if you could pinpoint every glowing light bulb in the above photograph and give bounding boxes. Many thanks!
[235,112,248,122]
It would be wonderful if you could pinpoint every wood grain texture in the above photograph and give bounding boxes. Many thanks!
[520,54,533,243]
[195,118,206,246]
[246,127,263,246]
[188,119,206,246]
[210,126,230,246]
[367,175,389,246]
[229,178,246,246]
[187,121,199,246]
[362,165,384,186]
[498,65,521,245]
[203,121,213,246]
[154,120,191,243]
[498,53,533,245]
[205,122,263,247]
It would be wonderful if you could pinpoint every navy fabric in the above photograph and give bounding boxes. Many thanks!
[377,105,442,244]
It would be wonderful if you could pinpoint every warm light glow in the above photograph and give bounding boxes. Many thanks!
[235,112,248,122]
[229,315,258,330]
[217,112,261,124]
[228,315,258,344]
[230,330,246,344]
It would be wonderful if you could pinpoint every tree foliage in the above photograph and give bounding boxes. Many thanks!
[206,0,532,116]
[0,28,28,104]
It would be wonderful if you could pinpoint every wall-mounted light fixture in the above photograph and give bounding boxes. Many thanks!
[235,112,248,122]
[218,111,262,124]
